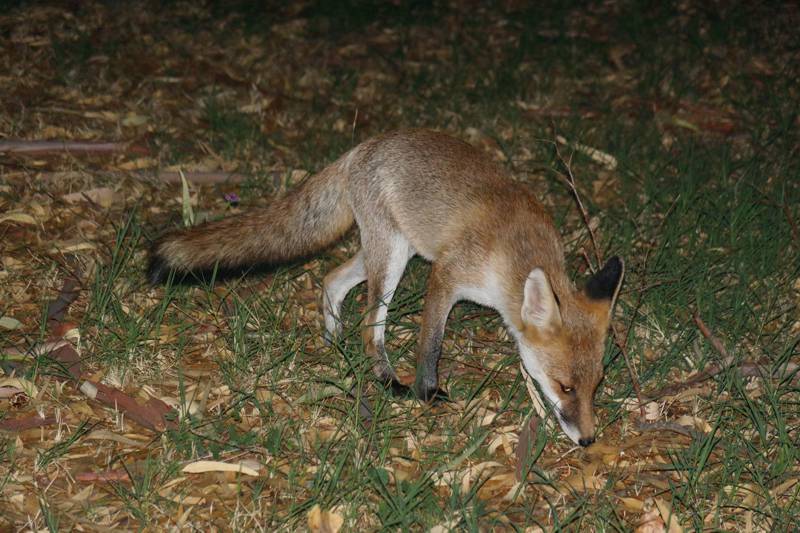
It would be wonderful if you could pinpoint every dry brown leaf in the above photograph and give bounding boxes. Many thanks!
[0,316,23,330]
[477,471,518,500]
[307,504,344,533]
[181,460,259,477]
[62,187,115,208]
[635,508,666,533]
[562,466,607,492]
[675,415,712,433]
[0,377,38,398]
[0,213,37,226]
[117,157,158,170]
[654,498,684,533]
[556,135,618,170]
[619,496,645,512]
[644,401,661,421]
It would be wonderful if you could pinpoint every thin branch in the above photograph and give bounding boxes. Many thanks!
[644,312,798,398]
[554,141,603,267]
[155,170,247,184]
[645,360,799,400]
[0,140,147,155]
[783,201,799,246]
[634,421,703,440]
[693,312,733,365]
[553,139,646,417]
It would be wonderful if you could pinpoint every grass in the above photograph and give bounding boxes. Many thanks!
[1,0,798,530]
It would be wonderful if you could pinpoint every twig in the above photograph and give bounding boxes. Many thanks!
[782,201,799,246]
[646,315,799,399]
[46,256,83,326]
[580,248,595,274]
[0,414,58,432]
[554,141,603,268]
[515,414,540,482]
[610,322,645,417]
[0,140,147,155]
[634,421,703,440]
[693,312,733,365]
[155,170,247,184]
[79,380,177,432]
[553,139,646,417]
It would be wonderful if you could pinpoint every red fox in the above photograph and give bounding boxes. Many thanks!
[149,129,623,446]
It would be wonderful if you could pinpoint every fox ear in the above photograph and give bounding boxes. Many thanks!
[585,256,624,310]
[522,268,562,330]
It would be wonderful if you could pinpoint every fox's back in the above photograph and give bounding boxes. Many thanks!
[345,129,555,261]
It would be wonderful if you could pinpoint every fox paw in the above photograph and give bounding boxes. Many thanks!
[387,379,415,399]
[415,385,450,404]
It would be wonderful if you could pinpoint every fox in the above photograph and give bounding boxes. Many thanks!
[148,129,624,446]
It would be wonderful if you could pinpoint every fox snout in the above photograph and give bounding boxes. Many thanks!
[556,414,596,447]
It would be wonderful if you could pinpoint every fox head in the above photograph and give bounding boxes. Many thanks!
[517,257,624,446]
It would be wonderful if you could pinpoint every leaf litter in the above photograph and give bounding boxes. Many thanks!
[1,1,799,531]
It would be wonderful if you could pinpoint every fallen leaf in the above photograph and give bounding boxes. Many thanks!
[117,157,158,170]
[0,377,38,398]
[556,135,618,170]
[0,213,37,225]
[181,460,259,477]
[62,187,115,208]
[644,401,661,421]
[675,415,712,433]
[654,498,685,533]
[620,496,645,512]
[562,470,606,492]
[0,316,23,330]
[635,508,666,533]
[307,503,344,533]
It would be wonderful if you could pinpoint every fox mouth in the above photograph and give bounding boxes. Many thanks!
[519,366,583,444]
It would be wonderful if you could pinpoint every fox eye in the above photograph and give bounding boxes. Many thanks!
[559,383,574,394]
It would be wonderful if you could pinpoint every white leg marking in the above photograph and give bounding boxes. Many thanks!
[323,251,366,338]
[369,236,413,352]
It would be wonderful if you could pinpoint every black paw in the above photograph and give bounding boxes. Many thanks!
[415,384,450,404]
[387,379,415,399]
[322,330,335,347]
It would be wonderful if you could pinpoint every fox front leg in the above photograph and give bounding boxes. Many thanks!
[414,263,456,403]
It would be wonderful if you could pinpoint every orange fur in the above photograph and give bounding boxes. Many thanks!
[149,130,624,445]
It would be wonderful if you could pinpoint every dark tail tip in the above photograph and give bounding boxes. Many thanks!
[147,244,172,286]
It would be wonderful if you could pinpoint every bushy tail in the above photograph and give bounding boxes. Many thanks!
[148,162,353,284]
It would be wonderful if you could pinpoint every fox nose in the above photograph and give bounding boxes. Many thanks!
[578,436,595,447]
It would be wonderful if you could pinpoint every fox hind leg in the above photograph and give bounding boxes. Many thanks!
[361,232,414,395]
[414,262,456,403]
[323,250,366,343]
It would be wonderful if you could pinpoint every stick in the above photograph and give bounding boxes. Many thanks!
[693,312,733,365]
[155,171,247,184]
[553,139,646,417]
[634,421,703,440]
[646,361,800,400]
[79,380,177,432]
[554,142,603,268]
[46,257,83,326]
[782,202,799,246]
[0,140,147,155]
[0,414,58,432]
[645,313,799,399]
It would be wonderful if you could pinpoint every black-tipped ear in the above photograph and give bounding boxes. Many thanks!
[585,256,624,302]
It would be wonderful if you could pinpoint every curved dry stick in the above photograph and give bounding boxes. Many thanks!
[553,139,646,417]
[0,140,148,155]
